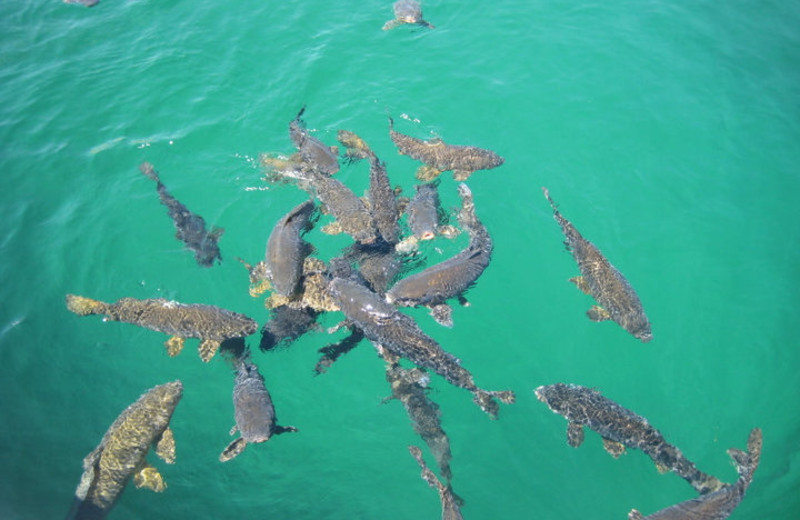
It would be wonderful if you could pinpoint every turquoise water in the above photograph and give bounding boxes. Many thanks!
[1,1,799,518]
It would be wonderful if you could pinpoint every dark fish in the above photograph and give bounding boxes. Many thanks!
[381,347,452,482]
[66,381,183,520]
[340,241,402,295]
[309,171,378,244]
[387,184,492,327]
[542,187,652,342]
[259,305,319,352]
[367,155,401,245]
[314,327,364,375]
[65,294,258,362]
[289,106,340,175]
[389,117,503,181]
[265,200,315,298]
[383,0,435,30]
[219,354,297,462]
[535,383,724,495]
[408,446,463,520]
[406,183,442,242]
[629,428,763,520]
[139,162,223,268]
[329,277,514,418]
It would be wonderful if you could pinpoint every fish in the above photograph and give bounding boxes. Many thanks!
[381,346,453,482]
[535,383,724,495]
[388,117,504,181]
[339,241,403,295]
[139,162,223,268]
[387,184,492,327]
[337,129,375,163]
[383,0,435,31]
[329,277,514,418]
[308,171,378,244]
[289,106,340,175]
[314,327,364,375]
[66,381,183,520]
[265,200,316,298]
[219,354,297,462]
[542,187,652,342]
[408,446,463,520]
[258,305,319,352]
[367,154,402,245]
[65,294,258,362]
[628,427,763,520]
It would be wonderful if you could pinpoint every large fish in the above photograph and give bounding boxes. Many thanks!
[628,427,763,520]
[309,171,378,244]
[388,117,503,181]
[329,277,514,418]
[66,381,183,520]
[289,106,340,175]
[542,187,652,342]
[383,0,435,31]
[408,446,463,520]
[265,200,316,298]
[367,154,401,245]
[65,294,258,362]
[387,184,492,327]
[219,354,297,462]
[535,383,724,495]
[139,162,223,267]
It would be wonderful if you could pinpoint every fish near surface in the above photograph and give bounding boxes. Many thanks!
[629,428,763,520]
[289,106,340,175]
[406,182,443,242]
[535,383,724,495]
[220,354,297,462]
[66,381,183,520]
[367,154,401,245]
[265,200,315,298]
[309,171,378,244]
[387,184,492,326]
[383,0,435,30]
[542,187,652,342]
[328,277,514,418]
[388,117,503,181]
[408,446,463,520]
[139,162,223,267]
[65,294,257,362]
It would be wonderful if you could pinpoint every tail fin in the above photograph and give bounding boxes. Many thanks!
[139,162,160,182]
[731,427,762,486]
[65,294,107,316]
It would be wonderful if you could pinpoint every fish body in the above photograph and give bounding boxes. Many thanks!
[66,381,183,520]
[389,118,503,180]
[310,172,378,244]
[542,187,652,342]
[383,0,435,30]
[406,183,442,241]
[535,384,723,494]
[341,241,402,295]
[289,107,340,175]
[259,305,319,352]
[265,200,315,298]
[329,277,513,418]
[368,155,401,245]
[629,428,763,520]
[139,162,223,267]
[408,446,463,520]
[220,355,297,461]
[65,294,257,362]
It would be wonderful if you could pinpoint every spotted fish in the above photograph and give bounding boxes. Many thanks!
[535,383,724,495]
[542,187,652,342]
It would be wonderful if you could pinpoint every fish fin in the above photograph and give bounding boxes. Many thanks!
[452,170,472,181]
[165,336,185,357]
[587,305,611,322]
[219,438,246,462]
[628,511,645,520]
[210,226,225,239]
[429,304,453,327]
[65,294,107,316]
[602,438,626,458]
[198,339,221,362]
[569,276,592,295]
[75,448,102,500]
[415,165,443,182]
[273,425,299,435]
[655,462,669,474]
[155,427,176,464]
[472,389,501,419]
[457,295,471,307]
[489,390,516,404]
[229,425,238,436]
[321,221,343,235]
[567,421,585,447]
[133,463,166,492]
[139,161,160,182]
[382,19,403,30]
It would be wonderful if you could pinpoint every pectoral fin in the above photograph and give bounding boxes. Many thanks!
[567,421,585,447]
[273,425,299,435]
[416,165,443,182]
[219,438,247,462]
[321,221,343,235]
[198,339,221,362]
[429,304,453,328]
[655,462,669,474]
[165,336,185,357]
[569,276,592,295]
[155,427,176,464]
[134,464,166,492]
[587,305,611,322]
[452,170,473,181]
[602,438,626,458]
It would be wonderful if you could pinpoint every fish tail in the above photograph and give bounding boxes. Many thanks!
[65,294,108,316]
[139,161,160,182]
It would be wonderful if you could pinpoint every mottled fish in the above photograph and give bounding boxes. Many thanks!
[289,106,340,175]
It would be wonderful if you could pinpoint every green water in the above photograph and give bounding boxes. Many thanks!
[1,1,798,518]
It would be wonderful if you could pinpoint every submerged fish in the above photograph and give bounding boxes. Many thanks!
[289,106,340,175]
[542,187,652,342]
[408,446,463,520]
[259,305,319,352]
[309,171,378,244]
[220,354,297,462]
[367,154,401,245]
[383,0,435,31]
[387,184,492,327]
[66,381,183,520]
[535,383,724,495]
[628,427,763,520]
[388,117,503,181]
[329,277,514,418]
[65,294,258,362]
[139,162,223,267]
[265,200,316,298]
